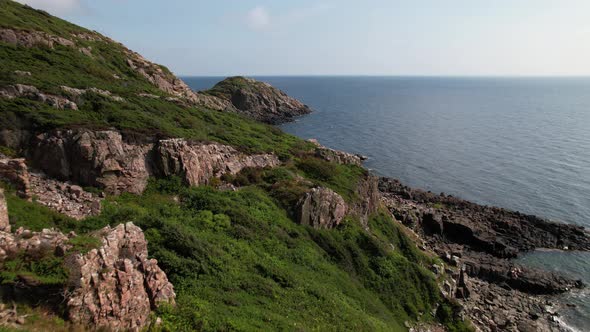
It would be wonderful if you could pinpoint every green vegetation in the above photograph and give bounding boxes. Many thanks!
[2,179,471,331]
[0,251,67,286]
[204,76,254,99]
[0,0,89,35]
[83,179,442,331]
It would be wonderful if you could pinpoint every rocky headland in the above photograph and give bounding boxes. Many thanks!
[204,76,313,124]
[1,2,589,331]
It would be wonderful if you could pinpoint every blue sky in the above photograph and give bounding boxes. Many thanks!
[15,0,590,76]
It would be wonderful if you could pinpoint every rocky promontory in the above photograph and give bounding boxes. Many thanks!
[204,76,313,124]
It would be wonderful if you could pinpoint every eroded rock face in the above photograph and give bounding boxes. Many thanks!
[155,139,280,186]
[206,77,313,124]
[353,174,380,227]
[0,189,9,233]
[66,222,175,331]
[297,187,348,229]
[0,157,30,198]
[29,130,280,195]
[0,84,78,110]
[31,130,153,195]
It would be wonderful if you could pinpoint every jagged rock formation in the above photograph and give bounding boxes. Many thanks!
[205,77,313,124]
[0,205,174,331]
[155,139,280,186]
[27,129,280,195]
[0,189,9,232]
[0,154,30,198]
[0,157,30,198]
[66,222,175,331]
[124,50,233,110]
[297,187,347,229]
[308,139,364,166]
[31,130,153,195]
[0,84,78,110]
[354,174,380,226]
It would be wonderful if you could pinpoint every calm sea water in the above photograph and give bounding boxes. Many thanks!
[184,76,590,330]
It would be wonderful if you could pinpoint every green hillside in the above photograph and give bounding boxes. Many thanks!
[0,1,470,331]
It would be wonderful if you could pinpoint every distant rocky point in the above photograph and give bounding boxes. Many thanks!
[203,76,313,124]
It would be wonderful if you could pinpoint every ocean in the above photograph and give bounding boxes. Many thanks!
[183,76,590,331]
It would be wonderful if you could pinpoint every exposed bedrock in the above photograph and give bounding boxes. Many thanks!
[379,177,590,295]
[66,222,175,331]
[18,129,279,195]
[296,187,348,229]
[379,177,590,255]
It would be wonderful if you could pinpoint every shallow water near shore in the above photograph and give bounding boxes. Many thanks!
[517,250,590,331]
[184,76,590,330]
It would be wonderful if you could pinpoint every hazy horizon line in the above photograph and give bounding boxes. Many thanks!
[180,74,590,78]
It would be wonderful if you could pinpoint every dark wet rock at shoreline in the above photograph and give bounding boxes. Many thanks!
[378,177,590,255]
[378,175,589,331]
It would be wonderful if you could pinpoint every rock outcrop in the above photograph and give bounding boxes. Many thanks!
[66,222,175,331]
[155,139,280,186]
[308,139,364,166]
[31,130,153,195]
[378,176,589,331]
[379,176,589,293]
[28,129,280,195]
[0,189,9,233]
[296,187,347,229]
[0,219,174,331]
[124,51,233,111]
[0,157,30,198]
[205,77,313,124]
[379,177,590,255]
[60,86,125,102]
[0,84,78,110]
[0,28,74,48]
[353,174,380,227]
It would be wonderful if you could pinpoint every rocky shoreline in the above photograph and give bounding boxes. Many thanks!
[378,176,590,332]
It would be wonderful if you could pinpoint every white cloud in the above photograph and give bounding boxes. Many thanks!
[14,0,82,15]
[246,6,271,31]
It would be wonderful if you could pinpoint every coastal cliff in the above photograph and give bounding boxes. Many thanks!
[1,1,589,331]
